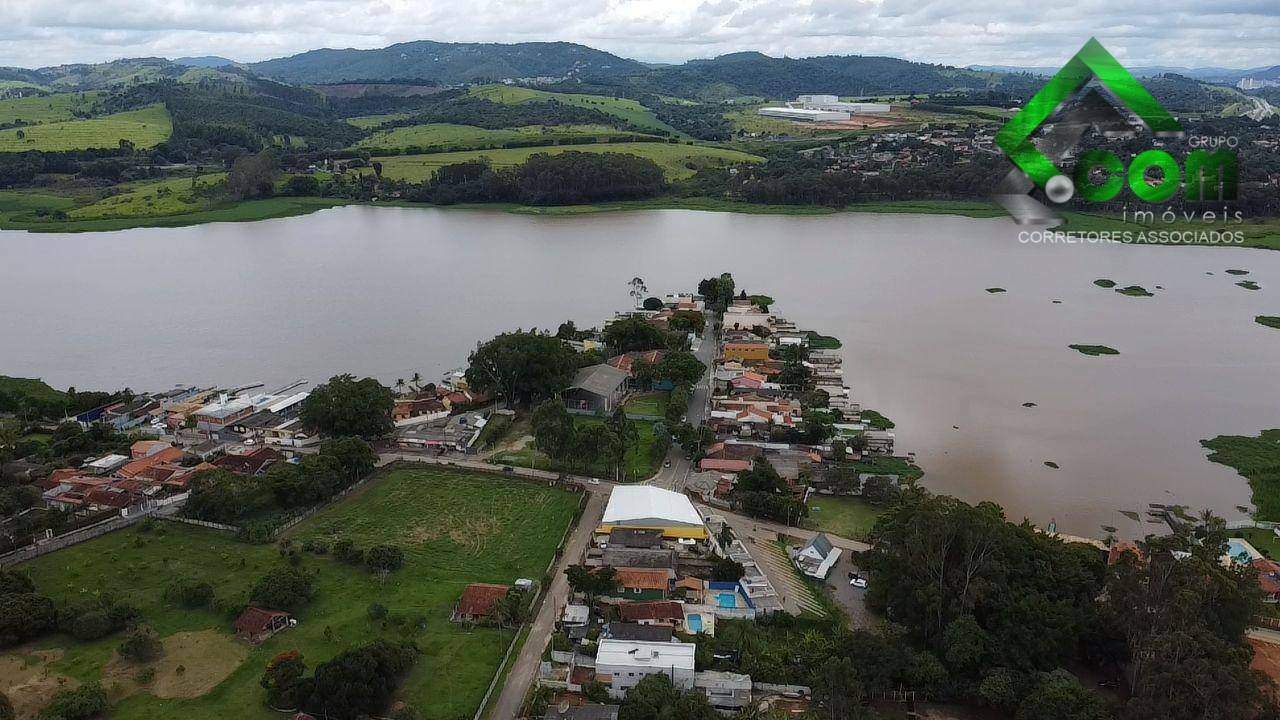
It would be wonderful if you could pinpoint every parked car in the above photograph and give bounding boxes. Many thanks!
[849,575,868,589]
[587,479,600,485]
[664,460,672,468]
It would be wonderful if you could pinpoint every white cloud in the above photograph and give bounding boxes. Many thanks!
[0,0,1275,69]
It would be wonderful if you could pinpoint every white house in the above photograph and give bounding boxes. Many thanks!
[595,639,696,699]
[793,533,842,579]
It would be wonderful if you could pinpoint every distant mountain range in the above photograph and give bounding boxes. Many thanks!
[969,64,1280,83]
[0,40,1275,101]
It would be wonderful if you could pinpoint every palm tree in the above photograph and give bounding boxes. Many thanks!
[395,378,406,395]
[628,276,648,309]
[410,372,423,392]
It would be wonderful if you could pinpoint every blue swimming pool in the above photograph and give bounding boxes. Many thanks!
[1227,540,1253,564]
[716,592,737,608]
[687,614,703,632]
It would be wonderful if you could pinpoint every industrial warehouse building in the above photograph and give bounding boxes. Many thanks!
[758,94,892,123]
[598,486,708,541]
[757,106,850,122]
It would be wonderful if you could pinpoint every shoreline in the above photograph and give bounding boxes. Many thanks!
[2,193,1277,251]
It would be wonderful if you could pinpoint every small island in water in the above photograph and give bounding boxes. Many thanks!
[1069,344,1120,356]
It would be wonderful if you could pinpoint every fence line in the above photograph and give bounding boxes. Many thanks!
[1228,520,1278,531]
[162,516,240,533]
[0,495,185,567]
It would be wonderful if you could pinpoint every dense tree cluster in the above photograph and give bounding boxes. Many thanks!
[0,569,57,648]
[731,459,809,525]
[466,330,578,407]
[250,567,315,610]
[297,640,419,720]
[696,273,736,312]
[530,402,636,476]
[301,375,394,439]
[183,438,376,524]
[409,151,667,206]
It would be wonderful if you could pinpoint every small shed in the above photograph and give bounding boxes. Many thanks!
[234,606,292,644]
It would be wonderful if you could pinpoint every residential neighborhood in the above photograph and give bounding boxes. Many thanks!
[0,275,1274,720]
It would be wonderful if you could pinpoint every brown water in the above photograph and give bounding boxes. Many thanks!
[2,205,1277,536]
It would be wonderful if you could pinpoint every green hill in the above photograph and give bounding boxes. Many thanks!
[0,104,170,151]
[247,40,645,84]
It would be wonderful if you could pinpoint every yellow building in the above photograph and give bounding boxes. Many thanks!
[722,341,770,363]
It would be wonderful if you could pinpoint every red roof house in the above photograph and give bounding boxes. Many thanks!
[453,583,511,623]
[617,600,684,626]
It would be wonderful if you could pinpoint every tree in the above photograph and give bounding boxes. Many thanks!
[284,174,321,196]
[619,674,718,720]
[565,565,617,602]
[642,296,663,311]
[1102,525,1269,720]
[628,277,648,308]
[813,656,864,720]
[261,650,307,710]
[583,679,611,703]
[491,589,528,629]
[301,374,394,439]
[697,273,736,311]
[603,316,670,353]
[532,400,577,459]
[183,469,270,523]
[710,557,746,582]
[118,628,163,663]
[466,331,577,407]
[227,149,280,200]
[164,579,215,608]
[0,592,57,648]
[657,352,705,387]
[365,545,406,574]
[299,640,418,720]
[36,684,106,720]
[250,567,315,611]
[0,569,34,596]
[862,492,1106,676]
[1015,671,1113,720]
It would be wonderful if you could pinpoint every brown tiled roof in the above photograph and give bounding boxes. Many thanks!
[458,583,509,617]
[617,600,682,623]
[235,606,290,635]
[614,568,671,591]
[1254,558,1280,596]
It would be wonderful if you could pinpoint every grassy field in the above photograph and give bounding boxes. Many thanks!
[345,113,413,129]
[355,122,651,153]
[66,174,226,221]
[0,91,102,125]
[0,375,66,404]
[375,142,762,182]
[0,104,171,152]
[468,84,677,135]
[492,417,664,481]
[622,391,671,418]
[1202,430,1280,521]
[803,495,884,541]
[8,465,579,720]
[0,189,344,232]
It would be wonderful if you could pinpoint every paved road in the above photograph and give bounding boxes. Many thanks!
[685,318,716,427]
[490,490,605,720]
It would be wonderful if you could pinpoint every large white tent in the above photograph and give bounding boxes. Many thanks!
[600,486,707,539]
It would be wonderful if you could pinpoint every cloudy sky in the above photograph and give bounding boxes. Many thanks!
[1,0,1278,70]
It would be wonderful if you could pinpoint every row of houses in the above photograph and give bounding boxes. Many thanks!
[537,486,787,710]
[38,437,287,513]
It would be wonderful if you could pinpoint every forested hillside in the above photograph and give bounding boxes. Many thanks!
[247,41,645,85]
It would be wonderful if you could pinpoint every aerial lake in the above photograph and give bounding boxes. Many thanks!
[2,205,1278,536]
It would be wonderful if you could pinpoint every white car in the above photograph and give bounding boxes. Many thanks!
[587,479,600,485]
[849,575,868,589]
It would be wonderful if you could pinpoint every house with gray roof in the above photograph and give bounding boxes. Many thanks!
[793,533,841,579]
[564,364,629,414]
